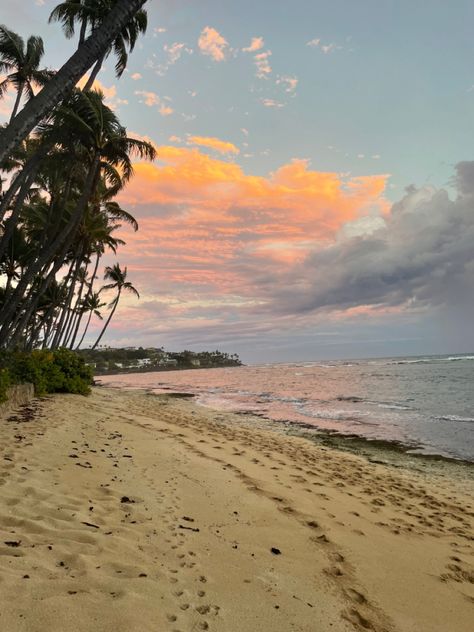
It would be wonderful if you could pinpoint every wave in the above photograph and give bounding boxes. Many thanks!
[377,403,412,410]
[436,414,474,423]
[295,404,368,422]
[391,358,434,365]
[391,354,474,365]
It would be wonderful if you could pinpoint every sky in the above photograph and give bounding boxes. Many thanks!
[2,0,474,362]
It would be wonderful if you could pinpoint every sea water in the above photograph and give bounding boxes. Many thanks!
[100,354,474,462]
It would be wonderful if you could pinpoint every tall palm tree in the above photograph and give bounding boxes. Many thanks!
[49,0,148,89]
[0,89,155,345]
[91,263,138,350]
[0,0,148,164]
[75,292,105,349]
[0,26,51,121]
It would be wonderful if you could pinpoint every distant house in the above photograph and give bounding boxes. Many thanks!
[190,359,200,367]
[137,358,152,367]
[158,357,178,367]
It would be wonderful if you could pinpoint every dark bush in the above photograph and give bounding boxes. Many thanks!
[0,349,93,398]
[0,367,11,403]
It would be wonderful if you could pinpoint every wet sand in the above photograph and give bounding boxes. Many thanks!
[0,387,472,631]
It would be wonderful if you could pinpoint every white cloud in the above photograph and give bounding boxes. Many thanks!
[260,98,284,108]
[135,90,174,115]
[307,38,341,54]
[276,75,298,93]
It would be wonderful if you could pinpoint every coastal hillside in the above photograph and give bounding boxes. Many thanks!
[78,347,242,375]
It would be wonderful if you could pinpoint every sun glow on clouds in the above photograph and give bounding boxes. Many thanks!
[115,145,390,316]
[198,27,230,62]
[187,136,239,155]
[242,37,264,53]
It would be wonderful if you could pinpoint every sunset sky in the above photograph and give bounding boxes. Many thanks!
[2,1,474,361]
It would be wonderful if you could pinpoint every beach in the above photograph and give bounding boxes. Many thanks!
[0,387,472,632]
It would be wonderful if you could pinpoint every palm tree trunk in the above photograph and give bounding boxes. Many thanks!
[0,145,47,223]
[83,53,105,91]
[67,261,90,349]
[62,260,88,348]
[7,247,70,348]
[79,19,87,46]
[0,169,36,262]
[75,309,94,350]
[91,291,120,350]
[0,0,147,164]
[10,82,24,122]
[51,255,82,349]
[0,153,100,344]
[42,310,57,349]
[70,252,101,349]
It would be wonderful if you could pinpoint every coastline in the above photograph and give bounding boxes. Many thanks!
[0,387,472,631]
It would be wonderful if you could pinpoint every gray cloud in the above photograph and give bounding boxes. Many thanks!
[270,162,474,315]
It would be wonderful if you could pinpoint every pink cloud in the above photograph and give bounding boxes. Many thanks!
[254,50,272,78]
[117,147,389,279]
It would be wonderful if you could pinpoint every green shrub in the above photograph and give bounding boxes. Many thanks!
[0,349,93,398]
[0,368,11,404]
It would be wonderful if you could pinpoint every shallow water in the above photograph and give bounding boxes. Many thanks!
[99,354,474,462]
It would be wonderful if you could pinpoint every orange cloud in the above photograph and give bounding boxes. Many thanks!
[243,37,264,53]
[117,146,390,298]
[76,77,128,110]
[188,135,240,155]
[198,26,229,61]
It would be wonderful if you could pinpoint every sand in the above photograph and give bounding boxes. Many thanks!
[0,387,472,632]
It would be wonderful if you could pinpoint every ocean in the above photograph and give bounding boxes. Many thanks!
[99,354,474,462]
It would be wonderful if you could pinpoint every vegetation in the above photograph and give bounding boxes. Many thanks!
[0,1,153,356]
[0,348,93,401]
[78,347,242,375]
[0,1,153,402]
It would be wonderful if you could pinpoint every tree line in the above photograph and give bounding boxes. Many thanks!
[0,0,152,351]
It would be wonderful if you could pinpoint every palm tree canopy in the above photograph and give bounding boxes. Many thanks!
[101,263,140,300]
[0,0,148,165]
[0,26,51,100]
[49,0,148,77]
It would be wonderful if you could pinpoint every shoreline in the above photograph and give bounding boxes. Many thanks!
[0,386,472,631]
[99,382,474,470]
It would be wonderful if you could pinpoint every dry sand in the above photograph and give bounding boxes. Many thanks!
[0,387,472,632]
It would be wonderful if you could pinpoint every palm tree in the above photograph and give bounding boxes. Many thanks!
[0,26,52,121]
[0,0,148,164]
[49,0,148,89]
[91,264,138,349]
[0,89,155,345]
[75,292,105,349]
